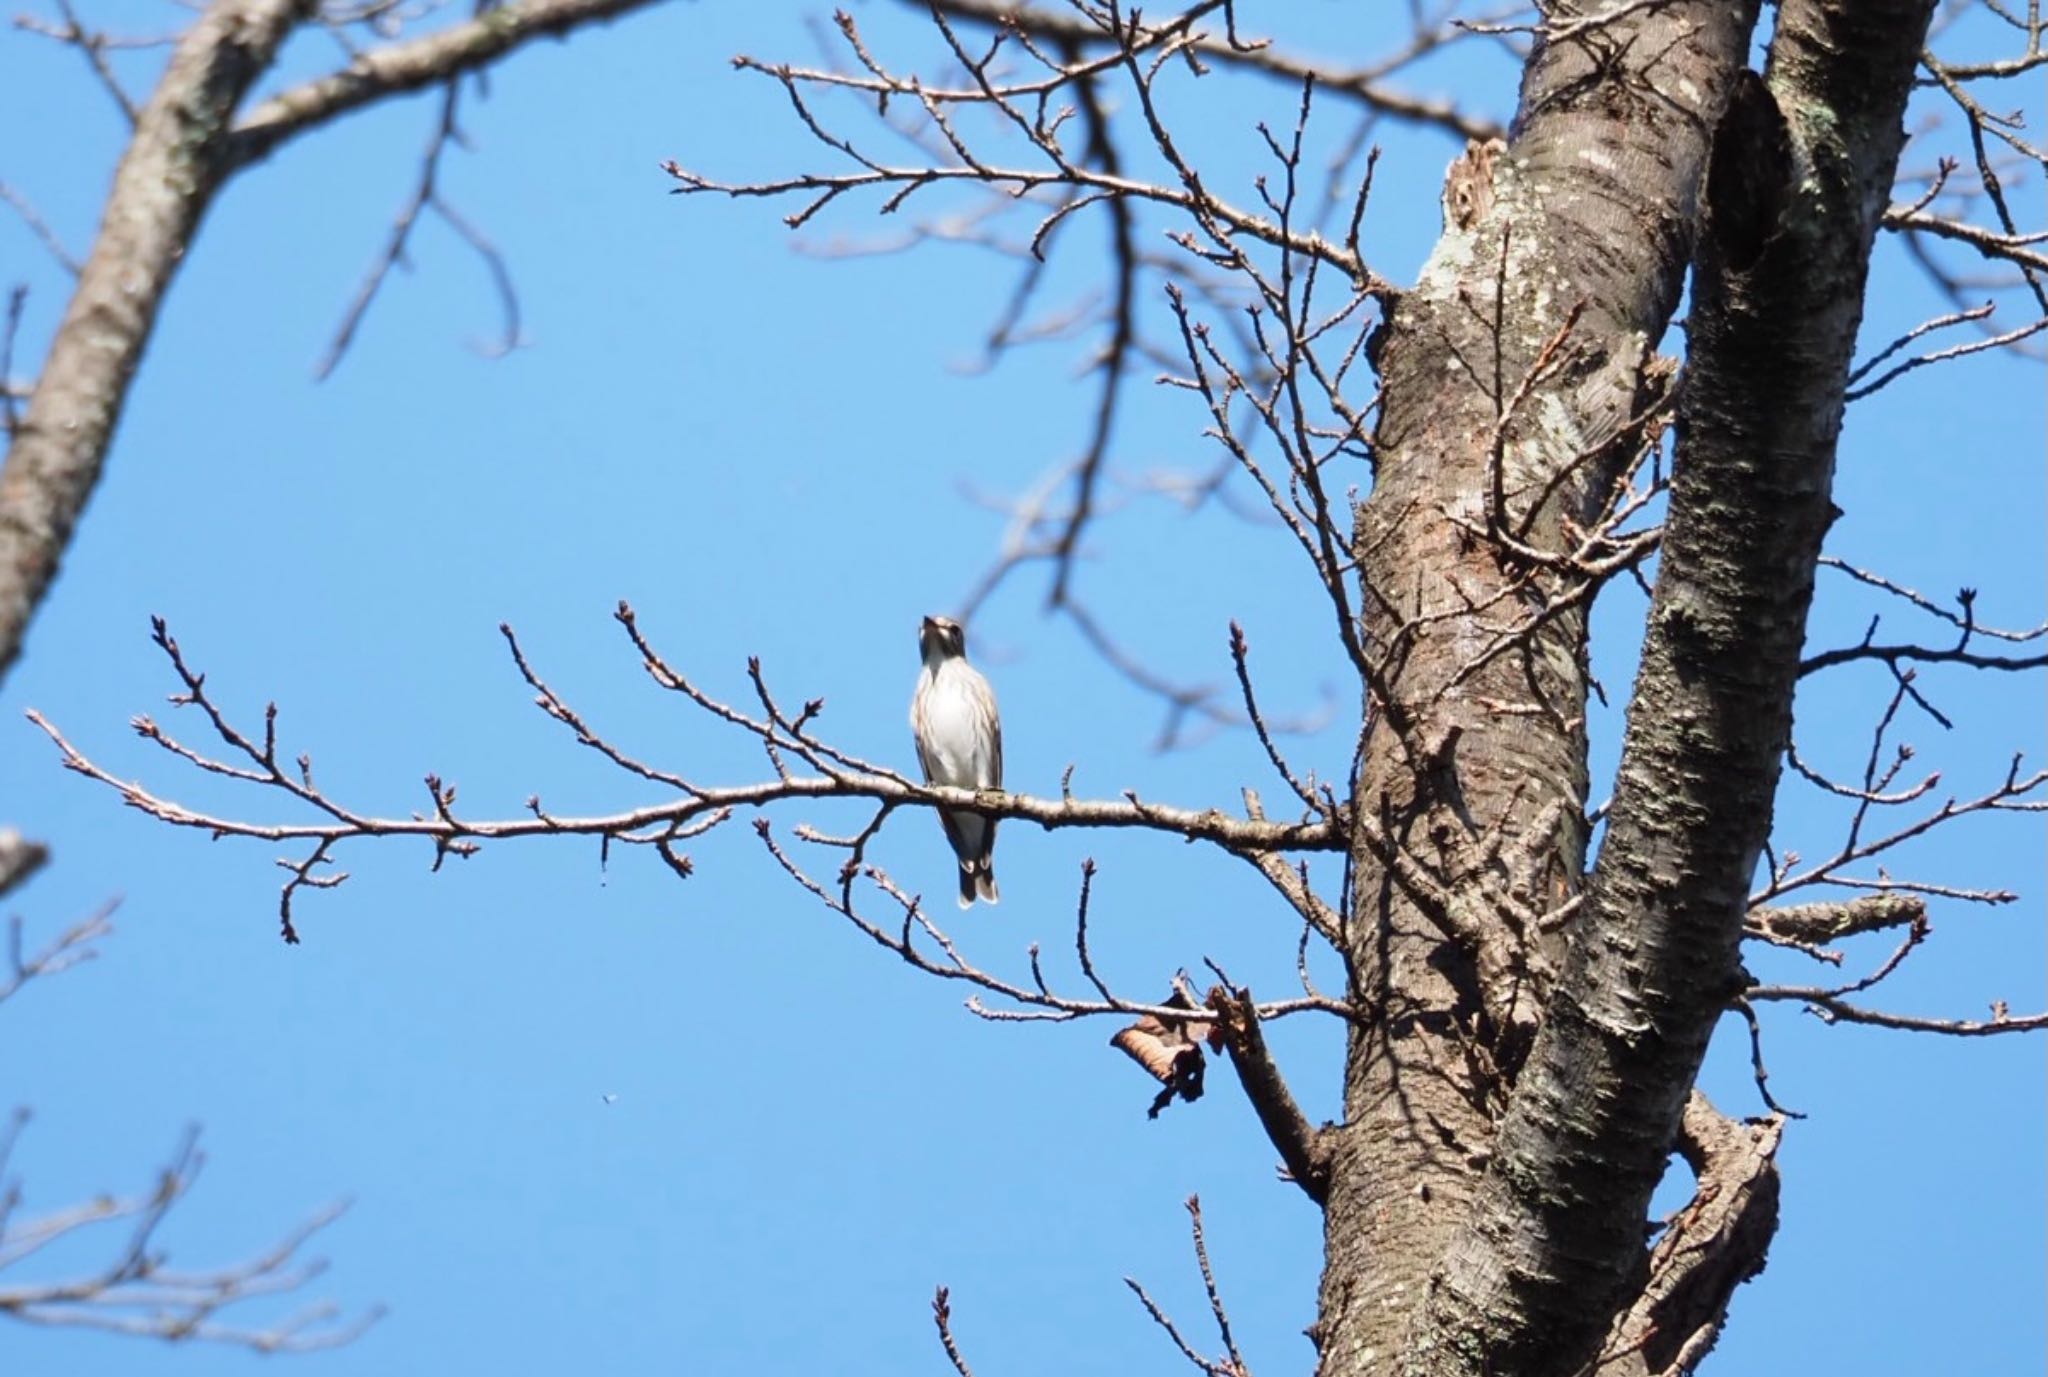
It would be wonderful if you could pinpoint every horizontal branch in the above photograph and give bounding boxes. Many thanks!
[1884,206,2048,275]
[664,154,1370,283]
[25,708,1343,854]
[1745,985,2048,1036]
[1800,640,2048,676]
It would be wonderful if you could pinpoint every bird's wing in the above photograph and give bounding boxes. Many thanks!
[979,682,1001,865]
[911,690,939,786]
[973,672,1001,790]
[989,700,1003,790]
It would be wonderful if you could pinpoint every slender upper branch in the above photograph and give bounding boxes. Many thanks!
[227,0,669,169]
[925,0,1504,141]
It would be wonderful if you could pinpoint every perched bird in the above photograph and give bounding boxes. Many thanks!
[910,614,1002,908]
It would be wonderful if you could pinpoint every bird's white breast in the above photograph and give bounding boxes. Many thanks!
[915,661,997,788]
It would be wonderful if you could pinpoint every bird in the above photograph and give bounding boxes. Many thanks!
[910,614,1002,908]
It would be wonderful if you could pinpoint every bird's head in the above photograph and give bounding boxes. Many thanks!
[919,614,967,663]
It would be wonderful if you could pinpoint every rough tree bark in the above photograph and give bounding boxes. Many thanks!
[1317,1,1754,1370]
[0,0,308,687]
[1318,2,1937,1376]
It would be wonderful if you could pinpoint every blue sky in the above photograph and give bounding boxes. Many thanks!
[1,3,2041,1373]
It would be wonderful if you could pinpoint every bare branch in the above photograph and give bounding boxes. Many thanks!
[0,1124,377,1351]
[227,0,669,169]
[926,0,1504,142]
[1745,986,2048,1036]
[1204,984,1330,1202]
[317,78,520,378]
[28,617,1342,866]
[36,0,142,124]
[0,183,81,277]
[758,822,1346,1030]
[1817,558,2047,645]
[0,904,114,1007]
[1745,893,1926,948]
[930,1286,978,1377]
[1124,1195,1252,1377]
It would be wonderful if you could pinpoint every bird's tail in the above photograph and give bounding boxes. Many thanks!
[957,861,1000,908]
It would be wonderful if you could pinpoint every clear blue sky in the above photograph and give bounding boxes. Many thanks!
[2,4,2040,1373]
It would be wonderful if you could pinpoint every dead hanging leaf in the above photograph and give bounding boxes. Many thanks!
[1111,984,1217,1119]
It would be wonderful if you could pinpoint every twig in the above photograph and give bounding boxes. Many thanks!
[931,1286,978,1377]
[0,185,81,276]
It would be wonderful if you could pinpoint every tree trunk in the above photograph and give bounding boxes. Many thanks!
[0,0,310,686]
[1315,1,1936,1373]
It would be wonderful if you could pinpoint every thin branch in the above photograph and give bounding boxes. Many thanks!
[0,1125,377,1351]
[931,1286,978,1377]
[1745,986,2048,1035]
[1731,998,1804,1119]
[756,820,1346,1029]
[926,0,1503,142]
[43,0,142,124]
[227,0,668,169]
[0,904,114,1007]
[0,183,82,276]
[317,78,520,377]
[1184,1195,1250,1377]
